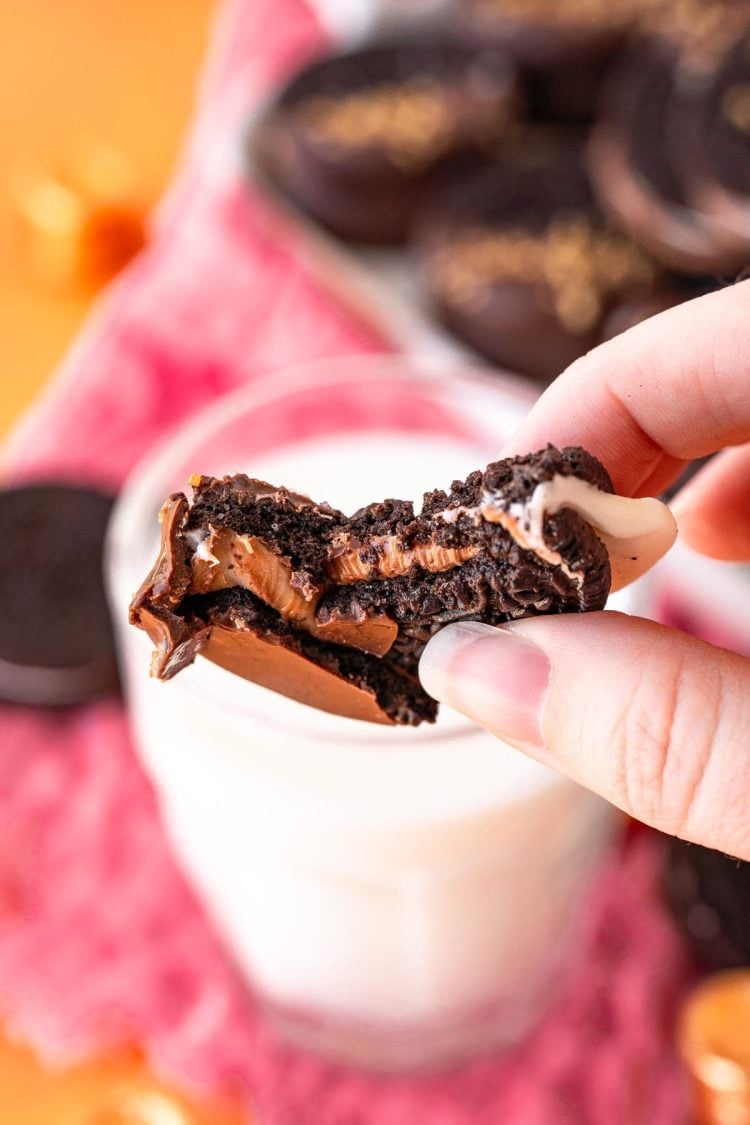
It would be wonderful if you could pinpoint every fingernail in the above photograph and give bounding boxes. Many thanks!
[419,621,551,747]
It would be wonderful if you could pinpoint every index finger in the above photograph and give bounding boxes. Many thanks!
[503,280,750,497]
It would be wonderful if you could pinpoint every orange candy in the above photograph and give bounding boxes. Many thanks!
[11,139,146,293]
[678,969,750,1125]
[0,1027,249,1125]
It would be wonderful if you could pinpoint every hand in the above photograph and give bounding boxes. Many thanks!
[419,280,750,859]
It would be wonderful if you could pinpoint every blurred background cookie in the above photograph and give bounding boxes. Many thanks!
[253,40,520,244]
[0,484,119,706]
[664,838,750,971]
[449,0,637,122]
[417,133,689,383]
[589,3,750,273]
[690,30,750,248]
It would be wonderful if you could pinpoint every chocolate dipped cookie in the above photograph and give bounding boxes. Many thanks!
[589,2,750,274]
[450,0,636,122]
[252,41,519,245]
[130,447,676,725]
[418,135,685,384]
[691,30,750,248]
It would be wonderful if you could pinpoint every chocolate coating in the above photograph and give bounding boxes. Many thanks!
[449,0,633,122]
[131,447,616,725]
[691,31,750,246]
[590,19,750,274]
[0,484,119,706]
[418,134,677,384]
[252,41,519,244]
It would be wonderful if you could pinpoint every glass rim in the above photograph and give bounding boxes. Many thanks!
[107,351,537,580]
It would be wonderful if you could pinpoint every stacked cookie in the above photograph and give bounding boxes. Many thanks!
[252,0,750,384]
[591,0,750,273]
[131,447,676,725]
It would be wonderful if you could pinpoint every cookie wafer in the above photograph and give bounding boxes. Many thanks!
[130,447,676,725]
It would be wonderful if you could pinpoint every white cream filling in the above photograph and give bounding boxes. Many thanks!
[442,474,677,593]
[185,527,218,563]
[507,475,676,591]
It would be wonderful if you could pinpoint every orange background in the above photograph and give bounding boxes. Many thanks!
[0,0,216,438]
[0,1032,246,1124]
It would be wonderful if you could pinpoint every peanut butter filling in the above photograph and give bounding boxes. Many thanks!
[186,528,480,656]
[327,535,479,583]
[190,530,315,626]
[479,506,585,587]
[187,528,400,657]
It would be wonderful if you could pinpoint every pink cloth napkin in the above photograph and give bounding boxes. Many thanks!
[0,1,695,1120]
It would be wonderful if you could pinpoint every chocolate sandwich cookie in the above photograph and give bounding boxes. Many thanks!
[130,447,676,725]
[418,136,683,384]
[589,2,750,274]
[450,0,635,122]
[252,41,519,245]
[0,484,119,706]
[664,838,750,970]
[690,31,750,248]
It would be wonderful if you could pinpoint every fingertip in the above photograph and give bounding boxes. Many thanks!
[418,621,497,702]
[677,509,750,562]
[672,446,750,562]
[420,622,550,747]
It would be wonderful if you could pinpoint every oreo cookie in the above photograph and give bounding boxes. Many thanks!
[130,447,676,725]
[0,484,119,706]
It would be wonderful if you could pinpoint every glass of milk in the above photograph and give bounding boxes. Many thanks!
[108,357,619,1072]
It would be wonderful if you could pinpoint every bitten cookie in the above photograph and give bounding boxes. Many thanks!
[130,446,676,725]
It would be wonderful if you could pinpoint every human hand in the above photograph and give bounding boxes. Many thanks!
[419,280,750,859]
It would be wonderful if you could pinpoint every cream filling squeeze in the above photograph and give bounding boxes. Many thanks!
[441,474,677,592]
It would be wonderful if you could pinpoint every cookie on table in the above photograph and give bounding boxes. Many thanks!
[252,41,520,245]
[449,0,636,122]
[589,2,750,274]
[417,134,687,384]
[0,484,119,706]
[130,447,676,726]
[690,30,750,248]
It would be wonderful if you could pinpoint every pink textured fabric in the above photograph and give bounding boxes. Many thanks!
[0,1,695,1120]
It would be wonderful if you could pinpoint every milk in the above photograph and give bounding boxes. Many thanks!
[110,382,617,1070]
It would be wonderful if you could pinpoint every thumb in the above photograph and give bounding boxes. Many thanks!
[419,614,750,859]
